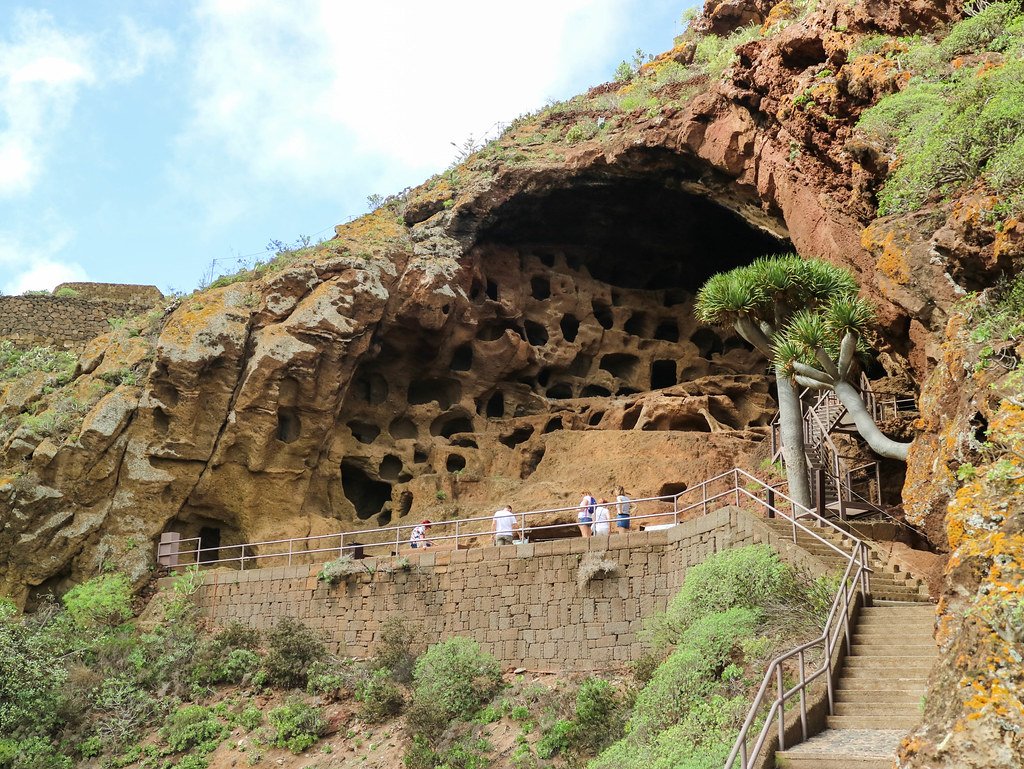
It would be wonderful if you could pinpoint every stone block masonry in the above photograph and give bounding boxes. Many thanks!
[0,283,162,352]
[175,506,813,671]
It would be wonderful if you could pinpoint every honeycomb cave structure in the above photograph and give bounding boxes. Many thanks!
[329,171,789,528]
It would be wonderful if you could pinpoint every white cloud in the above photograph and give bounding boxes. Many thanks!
[178,0,632,203]
[0,10,175,198]
[0,10,95,197]
[0,226,87,294]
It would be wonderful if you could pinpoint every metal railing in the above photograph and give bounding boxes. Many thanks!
[723,471,872,769]
[156,466,872,769]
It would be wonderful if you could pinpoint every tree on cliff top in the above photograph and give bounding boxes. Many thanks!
[696,256,910,509]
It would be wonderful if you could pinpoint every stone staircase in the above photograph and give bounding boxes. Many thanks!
[761,515,935,769]
[776,602,936,768]
[763,518,930,602]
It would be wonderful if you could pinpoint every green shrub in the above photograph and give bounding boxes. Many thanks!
[162,705,229,754]
[174,755,209,769]
[260,617,325,688]
[407,637,503,739]
[0,609,69,739]
[650,545,792,649]
[305,657,362,696]
[267,698,326,753]
[694,24,761,80]
[536,719,574,759]
[237,706,262,731]
[0,738,72,769]
[371,616,419,684]
[317,556,362,584]
[92,675,158,748]
[191,623,262,686]
[61,573,133,628]
[0,341,76,384]
[572,678,623,754]
[859,5,1024,216]
[631,608,758,739]
[355,668,405,722]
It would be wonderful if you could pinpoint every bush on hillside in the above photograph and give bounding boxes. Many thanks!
[370,616,420,684]
[62,573,133,629]
[267,698,326,753]
[859,3,1024,216]
[406,637,503,739]
[355,668,405,722]
[260,618,325,689]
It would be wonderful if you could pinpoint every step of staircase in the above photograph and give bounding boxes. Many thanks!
[776,602,934,769]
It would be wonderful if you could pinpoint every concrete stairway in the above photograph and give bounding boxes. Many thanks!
[763,519,931,602]
[775,599,936,768]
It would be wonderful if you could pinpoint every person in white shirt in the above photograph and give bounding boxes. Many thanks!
[493,505,517,546]
[614,486,631,530]
[410,520,432,549]
[593,500,611,536]
[577,491,596,537]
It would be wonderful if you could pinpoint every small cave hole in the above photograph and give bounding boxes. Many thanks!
[485,391,505,418]
[560,314,580,342]
[276,407,301,443]
[153,407,170,435]
[624,312,649,337]
[651,360,677,389]
[499,425,535,448]
[451,436,478,448]
[530,276,551,300]
[198,527,221,563]
[546,382,574,400]
[621,405,642,430]
[525,320,549,346]
[592,301,613,330]
[569,353,593,377]
[379,455,403,481]
[521,446,546,480]
[408,378,461,409]
[654,320,680,342]
[600,353,639,379]
[414,448,429,463]
[398,490,414,517]
[616,387,642,396]
[485,280,499,301]
[477,322,508,342]
[588,410,605,427]
[349,421,381,444]
[341,459,393,520]
[691,328,724,357]
[537,251,556,267]
[377,509,392,527]
[389,417,418,440]
[566,252,583,270]
[353,371,389,405]
[723,336,753,353]
[971,412,989,443]
[543,416,563,434]
[658,481,688,498]
[538,369,552,387]
[581,385,611,398]
[451,344,473,371]
[446,454,467,472]
[430,412,475,439]
[441,303,450,315]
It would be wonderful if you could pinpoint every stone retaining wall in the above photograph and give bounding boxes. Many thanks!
[178,507,813,670]
[0,295,141,351]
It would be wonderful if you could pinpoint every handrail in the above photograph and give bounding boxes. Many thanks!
[723,469,872,769]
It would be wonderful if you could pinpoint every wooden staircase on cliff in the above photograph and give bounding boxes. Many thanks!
[775,602,936,769]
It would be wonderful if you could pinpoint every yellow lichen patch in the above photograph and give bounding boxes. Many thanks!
[862,225,912,285]
[761,0,797,33]
[160,288,241,348]
[993,217,1022,260]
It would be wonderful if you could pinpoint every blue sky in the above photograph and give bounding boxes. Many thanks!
[0,1,695,295]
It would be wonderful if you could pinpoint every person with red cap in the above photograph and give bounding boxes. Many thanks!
[410,520,432,549]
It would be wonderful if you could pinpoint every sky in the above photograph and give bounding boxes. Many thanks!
[0,1,695,295]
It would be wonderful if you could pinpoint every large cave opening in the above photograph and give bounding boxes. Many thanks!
[476,170,788,292]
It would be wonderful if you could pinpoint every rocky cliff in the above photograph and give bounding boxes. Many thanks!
[1,1,1023,764]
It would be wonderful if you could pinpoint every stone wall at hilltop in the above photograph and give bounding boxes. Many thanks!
[0,284,162,352]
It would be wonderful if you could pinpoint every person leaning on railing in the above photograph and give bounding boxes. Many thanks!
[410,520,432,549]
[614,486,631,530]
[492,505,517,546]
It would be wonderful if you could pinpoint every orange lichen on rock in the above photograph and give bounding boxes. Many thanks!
[762,0,797,32]
[863,225,912,285]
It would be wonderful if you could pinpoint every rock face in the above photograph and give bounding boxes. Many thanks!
[900,311,1024,769]
[1,1,1023,760]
